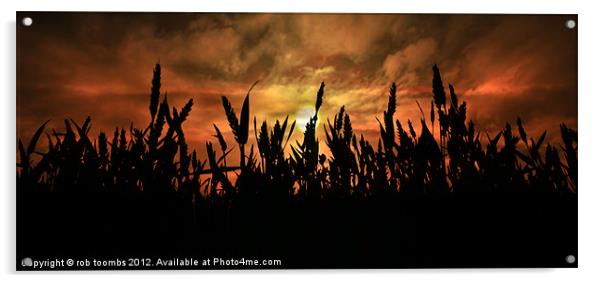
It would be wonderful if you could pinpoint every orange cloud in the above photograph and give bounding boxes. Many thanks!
[17,13,577,163]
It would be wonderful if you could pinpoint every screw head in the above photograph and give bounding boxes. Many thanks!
[566,254,576,264]
[566,19,576,29]
[21,257,33,267]
[22,17,33,27]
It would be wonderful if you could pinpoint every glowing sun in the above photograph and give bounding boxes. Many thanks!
[295,106,316,132]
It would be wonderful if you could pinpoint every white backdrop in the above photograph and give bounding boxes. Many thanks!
[1,1,600,282]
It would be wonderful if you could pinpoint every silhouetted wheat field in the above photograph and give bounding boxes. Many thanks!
[17,64,577,268]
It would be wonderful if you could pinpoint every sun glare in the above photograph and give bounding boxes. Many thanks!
[295,106,315,132]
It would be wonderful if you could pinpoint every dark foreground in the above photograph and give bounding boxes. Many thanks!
[17,189,576,270]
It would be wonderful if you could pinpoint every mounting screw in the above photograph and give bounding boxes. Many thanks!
[22,17,33,27]
[565,19,576,29]
[21,257,33,267]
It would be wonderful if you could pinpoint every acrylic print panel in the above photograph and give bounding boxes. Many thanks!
[16,12,577,270]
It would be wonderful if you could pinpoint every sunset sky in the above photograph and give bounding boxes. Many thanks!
[17,13,577,159]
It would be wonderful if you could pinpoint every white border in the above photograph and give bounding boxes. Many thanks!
[2,1,601,282]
